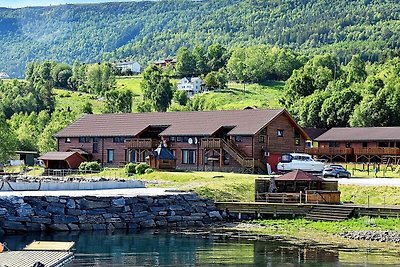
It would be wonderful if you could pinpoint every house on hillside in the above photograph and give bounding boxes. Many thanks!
[0,72,10,79]
[115,60,141,74]
[54,109,309,173]
[306,127,400,163]
[154,58,176,69]
[177,77,205,97]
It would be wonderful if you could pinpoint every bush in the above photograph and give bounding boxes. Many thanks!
[135,163,150,175]
[79,161,101,172]
[145,168,154,174]
[125,162,137,176]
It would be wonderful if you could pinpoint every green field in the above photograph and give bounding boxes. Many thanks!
[116,76,143,96]
[54,89,105,114]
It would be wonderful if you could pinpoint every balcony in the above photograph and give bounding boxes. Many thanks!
[201,138,222,149]
[305,147,353,156]
[353,147,400,155]
[125,138,159,149]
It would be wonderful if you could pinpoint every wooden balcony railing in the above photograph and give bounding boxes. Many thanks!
[353,147,400,155]
[305,147,353,155]
[201,138,222,149]
[125,138,159,149]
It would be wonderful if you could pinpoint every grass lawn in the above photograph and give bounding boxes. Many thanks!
[198,81,284,110]
[344,163,400,178]
[116,75,143,96]
[54,89,104,114]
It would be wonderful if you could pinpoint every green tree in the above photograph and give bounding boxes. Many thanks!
[141,65,173,112]
[104,89,133,113]
[173,90,188,106]
[320,88,362,127]
[207,43,228,71]
[345,55,367,84]
[81,101,93,114]
[175,47,196,78]
[0,113,17,163]
[192,44,209,75]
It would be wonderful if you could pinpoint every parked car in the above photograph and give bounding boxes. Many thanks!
[322,164,351,178]
[277,153,325,173]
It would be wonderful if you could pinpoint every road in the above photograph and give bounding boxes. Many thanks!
[326,178,400,187]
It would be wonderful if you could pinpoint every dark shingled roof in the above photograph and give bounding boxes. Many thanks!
[315,127,400,142]
[152,145,176,160]
[39,152,81,161]
[55,109,308,138]
[303,128,329,141]
[276,170,324,181]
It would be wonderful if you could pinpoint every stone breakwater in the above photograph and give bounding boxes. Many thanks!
[340,231,400,243]
[0,194,223,234]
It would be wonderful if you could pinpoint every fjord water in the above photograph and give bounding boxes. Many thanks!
[2,231,399,266]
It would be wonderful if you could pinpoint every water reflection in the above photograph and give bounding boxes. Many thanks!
[0,231,399,266]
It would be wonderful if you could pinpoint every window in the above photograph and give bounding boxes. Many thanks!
[204,151,209,165]
[280,154,293,163]
[295,138,301,146]
[130,150,137,162]
[235,135,242,142]
[93,137,99,143]
[362,142,368,148]
[345,142,351,148]
[170,136,176,142]
[113,137,125,143]
[379,142,389,148]
[329,142,339,148]
[107,149,114,163]
[92,143,98,153]
[183,136,189,143]
[259,135,265,143]
[65,138,71,143]
[224,152,230,165]
[79,137,91,143]
[277,129,284,137]
[182,150,196,164]
[176,137,182,142]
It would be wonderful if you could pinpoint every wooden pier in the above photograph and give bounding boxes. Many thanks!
[0,241,74,267]
[216,202,400,221]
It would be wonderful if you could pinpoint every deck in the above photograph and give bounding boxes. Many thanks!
[0,241,75,267]
[215,202,400,219]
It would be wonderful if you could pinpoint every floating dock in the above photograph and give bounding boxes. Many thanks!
[0,241,74,267]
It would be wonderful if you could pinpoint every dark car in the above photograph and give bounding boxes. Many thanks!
[322,164,351,178]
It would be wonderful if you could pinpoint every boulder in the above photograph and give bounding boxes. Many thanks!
[16,203,34,217]
[49,224,69,231]
[111,197,125,208]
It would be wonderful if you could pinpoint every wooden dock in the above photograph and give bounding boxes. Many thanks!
[0,241,74,267]
[216,202,400,221]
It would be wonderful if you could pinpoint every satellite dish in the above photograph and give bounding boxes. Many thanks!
[188,138,193,145]
[194,137,198,144]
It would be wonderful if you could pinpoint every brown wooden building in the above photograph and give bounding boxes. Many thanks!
[306,127,400,163]
[54,109,308,173]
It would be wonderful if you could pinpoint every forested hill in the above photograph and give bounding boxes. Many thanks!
[0,0,399,77]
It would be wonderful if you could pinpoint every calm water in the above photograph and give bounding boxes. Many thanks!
[2,230,400,266]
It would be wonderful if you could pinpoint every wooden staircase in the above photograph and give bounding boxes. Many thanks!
[220,139,256,173]
[305,205,355,221]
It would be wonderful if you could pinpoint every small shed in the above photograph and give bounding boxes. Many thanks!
[15,151,39,166]
[39,152,86,169]
[275,170,325,192]
[147,145,176,170]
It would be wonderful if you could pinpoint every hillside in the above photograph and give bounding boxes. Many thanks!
[0,0,399,77]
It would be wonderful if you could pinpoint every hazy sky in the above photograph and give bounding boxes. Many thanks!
[0,1,134,8]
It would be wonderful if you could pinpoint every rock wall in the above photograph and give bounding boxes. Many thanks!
[0,194,223,234]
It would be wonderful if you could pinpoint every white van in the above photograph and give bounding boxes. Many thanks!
[277,153,325,173]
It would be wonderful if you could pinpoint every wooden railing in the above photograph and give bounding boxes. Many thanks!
[201,138,222,149]
[125,138,159,149]
[353,147,400,155]
[305,147,353,155]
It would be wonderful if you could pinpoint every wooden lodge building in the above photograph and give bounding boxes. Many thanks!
[306,127,400,163]
[54,109,308,173]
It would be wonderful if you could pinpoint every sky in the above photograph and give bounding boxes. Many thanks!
[0,0,135,8]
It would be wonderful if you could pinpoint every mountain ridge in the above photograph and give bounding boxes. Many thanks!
[0,0,399,77]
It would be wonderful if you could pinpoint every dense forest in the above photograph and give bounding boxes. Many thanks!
[0,0,399,77]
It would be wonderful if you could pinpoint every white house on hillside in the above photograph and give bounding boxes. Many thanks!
[0,72,10,79]
[177,77,205,97]
[115,60,141,74]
